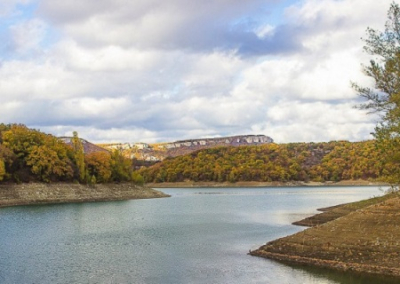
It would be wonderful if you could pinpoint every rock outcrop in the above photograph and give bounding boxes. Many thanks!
[163,134,273,149]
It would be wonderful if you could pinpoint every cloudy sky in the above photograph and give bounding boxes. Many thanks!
[0,0,391,143]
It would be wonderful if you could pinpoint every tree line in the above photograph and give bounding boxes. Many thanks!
[0,124,143,184]
[138,140,391,183]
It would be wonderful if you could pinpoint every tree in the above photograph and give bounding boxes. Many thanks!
[1,124,74,182]
[0,159,5,181]
[72,131,86,182]
[26,144,73,182]
[0,144,16,179]
[131,171,144,185]
[110,150,132,182]
[354,2,400,185]
[85,151,112,183]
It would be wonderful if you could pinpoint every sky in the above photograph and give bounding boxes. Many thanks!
[0,0,392,143]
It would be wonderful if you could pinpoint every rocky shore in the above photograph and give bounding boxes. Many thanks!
[250,192,400,278]
[0,183,170,207]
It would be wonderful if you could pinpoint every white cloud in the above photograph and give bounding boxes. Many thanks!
[37,0,282,53]
[0,0,32,17]
[0,0,392,143]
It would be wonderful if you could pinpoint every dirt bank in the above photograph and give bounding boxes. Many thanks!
[146,180,387,188]
[0,183,170,207]
[250,192,400,278]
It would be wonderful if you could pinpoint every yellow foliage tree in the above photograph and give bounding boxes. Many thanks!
[26,144,73,182]
[0,159,5,181]
[72,131,86,182]
[85,152,112,183]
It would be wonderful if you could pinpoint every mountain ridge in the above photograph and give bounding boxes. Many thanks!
[98,134,273,161]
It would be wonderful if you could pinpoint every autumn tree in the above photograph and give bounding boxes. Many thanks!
[85,151,112,183]
[110,150,132,182]
[1,124,74,182]
[0,159,5,181]
[354,2,400,185]
[26,142,73,182]
[0,144,16,179]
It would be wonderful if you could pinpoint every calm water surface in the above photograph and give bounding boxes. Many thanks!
[0,186,396,284]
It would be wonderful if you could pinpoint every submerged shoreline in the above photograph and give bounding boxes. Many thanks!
[0,183,170,208]
[250,192,400,279]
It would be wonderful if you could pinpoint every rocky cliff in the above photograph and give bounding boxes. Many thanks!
[163,135,272,149]
[159,135,273,160]
[100,134,273,161]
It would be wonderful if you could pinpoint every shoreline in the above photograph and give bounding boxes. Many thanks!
[250,192,400,279]
[0,183,170,208]
[146,180,388,188]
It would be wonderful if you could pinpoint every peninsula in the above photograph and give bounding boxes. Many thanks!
[0,183,169,208]
[250,191,400,278]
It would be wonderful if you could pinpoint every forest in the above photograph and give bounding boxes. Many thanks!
[0,123,396,185]
[0,124,140,184]
[139,140,391,183]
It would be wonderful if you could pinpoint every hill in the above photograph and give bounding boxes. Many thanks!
[138,140,386,183]
[59,136,109,154]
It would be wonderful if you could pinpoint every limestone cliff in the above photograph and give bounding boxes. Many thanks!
[100,134,273,161]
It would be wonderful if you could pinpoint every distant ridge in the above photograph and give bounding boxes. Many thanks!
[99,134,274,161]
[172,134,273,147]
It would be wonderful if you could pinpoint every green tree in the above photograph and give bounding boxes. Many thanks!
[131,171,144,185]
[354,2,400,184]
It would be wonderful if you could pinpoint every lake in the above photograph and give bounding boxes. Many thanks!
[0,186,396,284]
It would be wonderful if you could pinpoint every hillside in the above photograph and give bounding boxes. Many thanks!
[139,140,387,183]
[98,134,273,161]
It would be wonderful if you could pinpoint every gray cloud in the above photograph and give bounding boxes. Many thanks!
[37,0,299,56]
